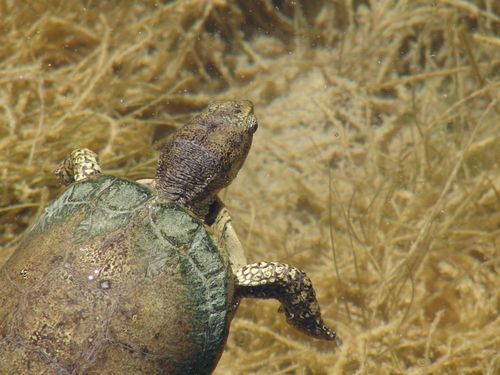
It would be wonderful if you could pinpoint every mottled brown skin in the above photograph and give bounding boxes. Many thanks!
[156,100,257,219]
[1,100,338,375]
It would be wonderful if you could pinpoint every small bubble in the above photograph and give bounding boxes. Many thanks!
[87,275,95,281]
[100,280,111,289]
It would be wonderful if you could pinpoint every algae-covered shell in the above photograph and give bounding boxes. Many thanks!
[0,175,234,375]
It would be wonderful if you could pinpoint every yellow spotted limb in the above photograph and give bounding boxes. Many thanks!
[235,262,339,343]
[54,148,102,186]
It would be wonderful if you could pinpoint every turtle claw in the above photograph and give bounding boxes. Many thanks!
[235,262,339,343]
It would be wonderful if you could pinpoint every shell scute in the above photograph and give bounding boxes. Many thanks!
[1,176,232,374]
[74,176,152,242]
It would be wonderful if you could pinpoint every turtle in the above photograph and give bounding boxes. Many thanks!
[0,100,339,375]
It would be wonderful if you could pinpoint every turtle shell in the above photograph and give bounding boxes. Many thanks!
[0,175,233,375]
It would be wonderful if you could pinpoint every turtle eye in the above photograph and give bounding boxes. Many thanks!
[247,117,258,134]
[232,104,242,114]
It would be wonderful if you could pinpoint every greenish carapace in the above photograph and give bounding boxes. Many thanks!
[1,100,338,375]
[3,175,231,375]
[31,176,152,237]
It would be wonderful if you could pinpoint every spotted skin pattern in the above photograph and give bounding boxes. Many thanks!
[235,262,337,341]
[54,148,102,186]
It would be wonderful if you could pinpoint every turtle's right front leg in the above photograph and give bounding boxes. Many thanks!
[235,262,340,344]
[54,148,102,186]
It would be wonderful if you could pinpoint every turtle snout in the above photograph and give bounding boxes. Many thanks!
[247,116,258,134]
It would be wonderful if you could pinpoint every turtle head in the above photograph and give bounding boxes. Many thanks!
[156,100,258,218]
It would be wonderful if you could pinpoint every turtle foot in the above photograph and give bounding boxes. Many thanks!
[54,148,102,185]
[235,262,339,343]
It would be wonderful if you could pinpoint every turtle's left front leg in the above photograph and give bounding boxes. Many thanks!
[235,262,339,343]
[54,148,102,186]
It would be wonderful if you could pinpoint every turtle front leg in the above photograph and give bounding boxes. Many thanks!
[54,148,102,186]
[235,262,339,343]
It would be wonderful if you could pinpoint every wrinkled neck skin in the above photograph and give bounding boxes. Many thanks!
[156,137,239,219]
[155,105,254,220]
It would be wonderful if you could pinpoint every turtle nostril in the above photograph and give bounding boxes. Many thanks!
[247,118,258,134]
